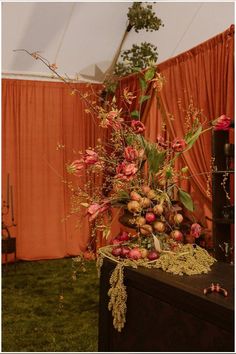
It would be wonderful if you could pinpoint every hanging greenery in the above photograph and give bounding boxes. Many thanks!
[114,42,158,77]
[127,2,164,33]
[114,2,164,78]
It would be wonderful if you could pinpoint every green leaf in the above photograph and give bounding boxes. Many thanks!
[144,67,155,81]
[116,190,130,201]
[131,110,140,118]
[178,189,194,211]
[139,95,150,104]
[185,126,202,149]
[139,77,147,91]
[146,143,165,174]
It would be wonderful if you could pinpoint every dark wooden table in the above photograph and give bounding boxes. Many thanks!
[98,258,234,352]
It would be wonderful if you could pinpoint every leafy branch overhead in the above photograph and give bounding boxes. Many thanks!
[114,2,164,78]
[127,2,164,33]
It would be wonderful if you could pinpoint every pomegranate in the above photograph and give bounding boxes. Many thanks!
[135,216,146,227]
[111,247,122,257]
[140,197,151,208]
[140,224,153,235]
[171,230,183,242]
[118,231,130,241]
[111,238,123,245]
[145,212,156,223]
[147,189,156,200]
[174,213,184,224]
[127,200,141,213]
[120,246,131,258]
[142,185,151,195]
[128,247,142,260]
[130,191,142,201]
[140,248,148,258]
[147,250,160,260]
[153,204,164,215]
[153,221,165,233]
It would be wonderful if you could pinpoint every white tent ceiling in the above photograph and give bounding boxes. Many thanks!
[2,1,235,82]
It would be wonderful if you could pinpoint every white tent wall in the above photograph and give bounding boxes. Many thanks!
[2,1,234,82]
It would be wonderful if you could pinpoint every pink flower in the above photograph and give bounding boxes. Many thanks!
[124,146,139,161]
[190,223,202,238]
[123,88,136,104]
[84,149,98,165]
[67,159,84,175]
[107,110,124,130]
[131,120,145,134]
[172,138,186,152]
[87,201,110,221]
[115,162,138,181]
[156,135,168,148]
[213,115,231,131]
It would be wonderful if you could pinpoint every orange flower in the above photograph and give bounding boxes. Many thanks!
[123,88,136,104]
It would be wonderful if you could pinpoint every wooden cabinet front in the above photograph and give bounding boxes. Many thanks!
[98,259,234,352]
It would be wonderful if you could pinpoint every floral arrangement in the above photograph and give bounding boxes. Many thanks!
[65,65,231,254]
[66,65,231,331]
[19,49,232,333]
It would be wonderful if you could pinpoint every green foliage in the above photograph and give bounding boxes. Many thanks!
[131,110,140,119]
[114,42,158,77]
[139,94,151,104]
[127,2,164,33]
[185,125,203,149]
[2,259,99,352]
[145,141,166,174]
[144,66,155,81]
[178,188,194,211]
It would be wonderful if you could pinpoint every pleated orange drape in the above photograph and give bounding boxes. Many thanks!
[144,25,234,226]
[2,79,106,260]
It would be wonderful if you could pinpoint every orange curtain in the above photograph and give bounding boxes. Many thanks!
[2,79,105,260]
[144,25,234,226]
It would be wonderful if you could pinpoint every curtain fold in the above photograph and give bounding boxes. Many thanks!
[2,79,104,260]
[143,25,234,226]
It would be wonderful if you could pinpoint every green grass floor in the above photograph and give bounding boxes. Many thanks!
[2,258,99,352]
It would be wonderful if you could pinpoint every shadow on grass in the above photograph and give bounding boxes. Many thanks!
[2,258,99,352]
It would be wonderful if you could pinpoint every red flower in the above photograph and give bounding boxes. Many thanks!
[67,159,84,175]
[124,146,139,162]
[156,135,168,148]
[107,110,124,130]
[213,115,231,131]
[131,120,145,133]
[87,201,110,222]
[172,138,186,152]
[115,162,138,181]
[84,149,98,165]
[190,223,202,238]
[123,88,136,104]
